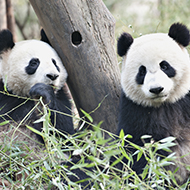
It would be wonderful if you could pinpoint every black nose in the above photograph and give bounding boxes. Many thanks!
[46,74,59,81]
[149,87,164,94]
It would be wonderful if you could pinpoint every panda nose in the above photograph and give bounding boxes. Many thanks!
[149,87,164,94]
[46,74,59,81]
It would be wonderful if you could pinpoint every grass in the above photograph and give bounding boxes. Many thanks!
[0,98,190,189]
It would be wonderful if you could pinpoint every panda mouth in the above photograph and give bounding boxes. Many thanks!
[151,95,167,100]
[50,84,58,92]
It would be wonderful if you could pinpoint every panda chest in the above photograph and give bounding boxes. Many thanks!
[150,106,190,174]
[172,126,190,156]
[152,104,190,160]
[170,129,190,181]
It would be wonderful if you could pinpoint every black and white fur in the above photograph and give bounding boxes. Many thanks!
[117,23,190,184]
[0,30,97,189]
[0,29,75,147]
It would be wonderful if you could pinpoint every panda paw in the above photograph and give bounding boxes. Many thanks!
[29,83,55,107]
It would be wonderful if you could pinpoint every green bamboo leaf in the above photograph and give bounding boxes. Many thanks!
[159,136,176,143]
[141,135,152,139]
[119,129,124,138]
[137,151,143,161]
[119,129,125,146]
[80,109,93,123]
[26,125,43,136]
[3,75,8,92]
[44,161,51,171]
[0,120,9,126]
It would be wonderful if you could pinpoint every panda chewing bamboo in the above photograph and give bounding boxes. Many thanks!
[0,30,94,189]
[117,23,190,184]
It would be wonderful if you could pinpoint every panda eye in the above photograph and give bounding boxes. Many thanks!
[160,61,168,71]
[30,58,40,67]
[52,58,60,72]
[52,58,56,65]
[25,58,40,75]
[139,65,146,76]
[136,65,146,85]
[160,60,176,78]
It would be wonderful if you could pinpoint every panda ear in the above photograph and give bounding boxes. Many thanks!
[40,29,51,46]
[0,29,15,53]
[117,32,134,57]
[168,23,190,47]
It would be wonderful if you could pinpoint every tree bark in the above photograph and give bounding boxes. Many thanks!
[0,0,7,30]
[29,0,121,135]
[6,0,16,41]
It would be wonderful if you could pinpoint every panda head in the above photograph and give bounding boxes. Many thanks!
[118,23,190,107]
[0,29,68,96]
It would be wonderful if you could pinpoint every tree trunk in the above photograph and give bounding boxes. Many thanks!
[0,0,7,30]
[29,0,121,135]
[6,0,16,41]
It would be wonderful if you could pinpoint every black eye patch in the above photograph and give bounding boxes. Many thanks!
[160,60,176,78]
[52,58,60,72]
[25,58,40,75]
[136,65,147,84]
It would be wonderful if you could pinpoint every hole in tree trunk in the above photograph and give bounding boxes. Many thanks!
[71,31,82,46]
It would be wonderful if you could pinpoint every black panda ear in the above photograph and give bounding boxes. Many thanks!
[0,29,15,53]
[168,23,190,47]
[40,29,51,46]
[117,32,134,57]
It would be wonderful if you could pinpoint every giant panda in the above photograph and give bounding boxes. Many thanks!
[0,30,96,189]
[117,23,190,185]
[0,29,75,150]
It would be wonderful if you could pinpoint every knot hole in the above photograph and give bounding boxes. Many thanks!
[71,31,82,46]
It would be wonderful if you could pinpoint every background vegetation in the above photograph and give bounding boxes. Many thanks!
[13,0,190,40]
[105,0,190,37]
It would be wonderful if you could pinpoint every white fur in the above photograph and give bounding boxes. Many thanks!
[0,40,67,96]
[121,33,190,107]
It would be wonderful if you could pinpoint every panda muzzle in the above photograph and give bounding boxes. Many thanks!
[46,74,59,81]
